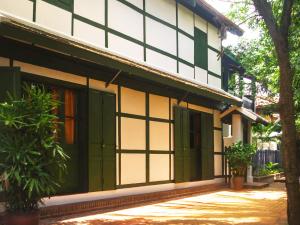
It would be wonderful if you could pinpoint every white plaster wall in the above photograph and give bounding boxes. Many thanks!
[208,49,221,75]
[116,153,119,185]
[146,49,177,74]
[208,74,221,89]
[195,14,207,33]
[171,123,174,151]
[0,0,33,21]
[146,17,177,55]
[0,57,9,66]
[195,66,207,84]
[150,154,170,182]
[73,19,105,48]
[121,117,146,150]
[125,0,143,9]
[178,33,194,64]
[14,61,87,85]
[214,155,222,176]
[121,154,146,184]
[179,63,194,80]
[177,4,194,36]
[36,0,72,35]
[74,0,105,25]
[149,121,169,151]
[108,33,144,61]
[108,0,143,41]
[149,94,169,119]
[214,130,222,153]
[208,23,221,51]
[145,0,176,25]
[121,87,145,115]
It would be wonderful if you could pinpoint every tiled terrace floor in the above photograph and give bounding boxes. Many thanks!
[42,183,287,225]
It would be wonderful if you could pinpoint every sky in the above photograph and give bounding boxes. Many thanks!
[204,0,260,47]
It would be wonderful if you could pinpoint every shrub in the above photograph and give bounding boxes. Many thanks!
[0,84,68,213]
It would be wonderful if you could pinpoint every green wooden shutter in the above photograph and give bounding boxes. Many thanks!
[194,28,208,70]
[174,106,184,182]
[88,89,103,192]
[0,67,21,102]
[182,109,191,182]
[102,92,116,191]
[201,112,214,180]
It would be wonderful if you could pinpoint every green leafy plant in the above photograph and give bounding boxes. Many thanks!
[225,141,256,177]
[258,162,283,176]
[0,84,68,213]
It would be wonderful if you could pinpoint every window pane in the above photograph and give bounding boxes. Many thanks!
[64,89,75,144]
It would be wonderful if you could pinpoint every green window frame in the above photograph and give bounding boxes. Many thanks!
[42,0,73,11]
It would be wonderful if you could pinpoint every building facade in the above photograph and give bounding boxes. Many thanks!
[0,0,248,199]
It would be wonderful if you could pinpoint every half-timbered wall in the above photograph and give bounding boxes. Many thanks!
[0,56,224,187]
[0,0,223,89]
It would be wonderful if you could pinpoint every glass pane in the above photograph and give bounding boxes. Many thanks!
[64,89,75,144]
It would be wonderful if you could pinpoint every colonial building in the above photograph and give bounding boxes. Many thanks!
[0,0,262,216]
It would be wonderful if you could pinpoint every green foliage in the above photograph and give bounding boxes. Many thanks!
[225,141,256,176]
[226,0,300,131]
[0,84,68,213]
[258,162,283,176]
[252,121,281,143]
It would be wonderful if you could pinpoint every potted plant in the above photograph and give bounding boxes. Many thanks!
[0,84,68,225]
[225,141,256,190]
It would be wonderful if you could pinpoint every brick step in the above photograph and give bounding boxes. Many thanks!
[40,183,226,219]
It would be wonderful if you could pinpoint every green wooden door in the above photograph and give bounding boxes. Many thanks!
[102,92,116,191]
[0,67,21,102]
[174,106,190,182]
[88,89,116,192]
[200,112,214,180]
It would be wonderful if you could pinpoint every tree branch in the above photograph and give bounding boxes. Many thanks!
[280,0,294,38]
[252,0,280,43]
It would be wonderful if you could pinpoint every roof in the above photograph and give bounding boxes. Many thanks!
[178,0,244,36]
[0,11,243,106]
[220,106,269,125]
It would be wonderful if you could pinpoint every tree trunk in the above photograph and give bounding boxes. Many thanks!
[277,48,300,225]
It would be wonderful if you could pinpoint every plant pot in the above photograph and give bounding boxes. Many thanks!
[232,176,244,190]
[4,211,40,225]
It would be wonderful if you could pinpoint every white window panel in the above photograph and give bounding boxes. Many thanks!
[208,49,221,75]
[74,0,105,25]
[0,0,33,21]
[195,14,207,33]
[73,19,105,48]
[150,154,170,182]
[149,94,169,119]
[36,0,72,35]
[178,33,194,64]
[178,4,194,36]
[214,155,222,176]
[125,0,143,9]
[208,23,221,51]
[121,87,145,116]
[146,0,176,25]
[149,121,169,151]
[146,49,177,74]
[179,63,194,80]
[146,17,177,55]
[108,0,143,41]
[121,117,146,150]
[195,66,207,84]
[108,33,144,61]
[208,74,222,89]
[121,154,146,184]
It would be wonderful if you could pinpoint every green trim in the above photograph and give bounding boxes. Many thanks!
[117,84,121,186]
[146,92,150,183]
[71,0,74,36]
[208,45,221,54]
[42,0,73,11]
[33,0,36,22]
[118,112,172,123]
[214,152,223,155]
[208,71,222,78]
[143,0,146,61]
[105,0,108,48]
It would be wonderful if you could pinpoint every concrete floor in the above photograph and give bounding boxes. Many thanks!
[42,183,287,225]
